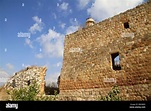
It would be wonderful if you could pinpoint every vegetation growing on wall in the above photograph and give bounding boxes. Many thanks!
[99,85,122,101]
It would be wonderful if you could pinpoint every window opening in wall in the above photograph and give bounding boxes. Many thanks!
[12,79,16,88]
[124,22,129,29]
[111,52,121,70]
[27,80,30,86]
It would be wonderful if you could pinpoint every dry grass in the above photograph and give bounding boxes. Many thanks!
[0,86,10,101]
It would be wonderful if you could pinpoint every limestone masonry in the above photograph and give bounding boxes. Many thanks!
[59,1,151,100]
[4,66,46,95]
[1,1,151,101]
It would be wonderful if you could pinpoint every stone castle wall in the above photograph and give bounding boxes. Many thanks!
[59,1,151,100]
[4,66,47,95]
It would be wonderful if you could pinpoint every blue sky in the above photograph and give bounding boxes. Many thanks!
[0,0,147,86]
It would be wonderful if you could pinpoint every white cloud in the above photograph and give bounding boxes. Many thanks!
[87,0,144,21]
[53,26,55,30]
[69,18,79,26]
[53,13,57,19]
[69,9,72,13]
[59,23,66,29]
[22,63,30,68]
[43,62,50,69]
[35,53,43,58]
[0,69,10,86]
[0,69,10,78]
[29,23,42,34]
[57,2,72,15]
[53,62,62,67]
[59,2,69,11]
[22,3,24,7]
[6,63,14,70]
[4,48,7,52]
[57,3,59,7]
[4,18,7,22]
[65,18,80,35]
[66,25,79,35]
[77,0,91,9]
[37,2,42,7]
[45,72,60,84]
[29,16,44,34]
[37,29,65,58]
[56,62,61,67]
[25,38,33,48]
[33,16,42,24]
[5,63,15,79]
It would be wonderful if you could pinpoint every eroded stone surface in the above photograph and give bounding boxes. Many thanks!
[59,1,151,101]
[4,66,47,95]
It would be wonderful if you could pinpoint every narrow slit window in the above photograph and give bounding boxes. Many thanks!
[111,52,121,70]
[12,79,16,88]
[124,22,129,29]
[27,80,30,86]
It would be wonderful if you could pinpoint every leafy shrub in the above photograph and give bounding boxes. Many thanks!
[99,85,122,101]
[7,82,57,101]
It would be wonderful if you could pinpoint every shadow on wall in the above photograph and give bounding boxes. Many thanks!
[147,95,151,101]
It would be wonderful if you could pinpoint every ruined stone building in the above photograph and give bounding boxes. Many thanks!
[59,1,151,100]
[4,66,46,95]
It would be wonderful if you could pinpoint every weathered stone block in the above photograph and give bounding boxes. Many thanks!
[4,66,47,95]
